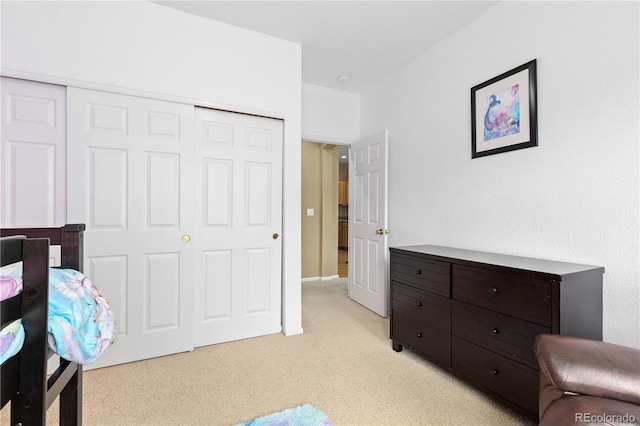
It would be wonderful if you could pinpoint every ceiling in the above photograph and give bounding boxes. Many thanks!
[153,1,500,94]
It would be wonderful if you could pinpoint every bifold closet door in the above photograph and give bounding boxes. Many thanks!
[67,88,195,368]
[193,107,283,347]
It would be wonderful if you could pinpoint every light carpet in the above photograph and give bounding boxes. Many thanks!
[3,278,535,425]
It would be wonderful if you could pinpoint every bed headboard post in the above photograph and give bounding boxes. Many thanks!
[13,237,50,424]
[61,224,86,271]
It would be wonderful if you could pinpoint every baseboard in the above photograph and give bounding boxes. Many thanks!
[321,275,340,281]
[301,275,341,282]
[283,326,304,336]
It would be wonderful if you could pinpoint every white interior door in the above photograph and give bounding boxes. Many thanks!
[349,130,389,317]
[193,107,283,346]
[67,88,195,368]
[1,77,66,227]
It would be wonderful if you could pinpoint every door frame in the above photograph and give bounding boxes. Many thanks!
[301,132,390,318]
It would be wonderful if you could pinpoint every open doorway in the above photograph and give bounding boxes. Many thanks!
[301,141,349,281]
[338,145,349,278]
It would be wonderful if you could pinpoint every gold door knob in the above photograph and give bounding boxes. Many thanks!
[272,233,280,240]
[182,235,191,243]
[376,229,390,235]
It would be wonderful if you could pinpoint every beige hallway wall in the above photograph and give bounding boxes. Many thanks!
[301,141,338,279]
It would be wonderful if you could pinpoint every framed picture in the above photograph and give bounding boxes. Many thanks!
[471,59,537,158]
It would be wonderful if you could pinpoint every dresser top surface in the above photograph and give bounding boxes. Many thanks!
[390,245,604,277]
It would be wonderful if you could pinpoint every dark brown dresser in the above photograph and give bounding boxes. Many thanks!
[389,245,604,419]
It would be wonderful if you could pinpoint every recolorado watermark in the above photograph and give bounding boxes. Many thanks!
[575,413,636,423]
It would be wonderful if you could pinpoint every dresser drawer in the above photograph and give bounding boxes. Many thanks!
[452,301,550,369]
[452,337,538,416]
[390,252,450,297]
[392,310,451,368]
[392,281,451,333]
[452,264,552,326]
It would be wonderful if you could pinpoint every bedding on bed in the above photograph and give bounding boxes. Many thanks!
[0,320,24,366]
[1,264,22,300]
[0,266,116,366]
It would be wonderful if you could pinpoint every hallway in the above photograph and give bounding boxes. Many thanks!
[338,249,348,278]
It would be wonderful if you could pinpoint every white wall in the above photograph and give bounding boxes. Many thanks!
[302,82,360,143]
[362,1,640,347]
[1,1,303,335]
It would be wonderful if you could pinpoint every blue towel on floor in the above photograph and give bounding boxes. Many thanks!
[236,404,332,426]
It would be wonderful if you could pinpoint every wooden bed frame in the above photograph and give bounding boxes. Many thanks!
[1,224,85,425]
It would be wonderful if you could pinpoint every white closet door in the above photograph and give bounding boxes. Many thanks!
[1,77,66,227]
[194,107,283,347]
[67,88,195,368]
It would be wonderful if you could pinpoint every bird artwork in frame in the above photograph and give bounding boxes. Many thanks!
[471,59,538,158]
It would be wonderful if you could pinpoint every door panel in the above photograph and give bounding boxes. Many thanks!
[89,256,128,335]
[204,159,233,226]
[203,250,232,319]
[349,130,389,317]
[67,87,195,369]
[146,253,179,329]
[194,107,283,347]
[246,162,272,225]
[89,148,128,229]
[246,248,271,313]
[147,152,181,227]
[1,77,66,227]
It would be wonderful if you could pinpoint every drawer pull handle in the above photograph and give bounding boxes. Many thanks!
[488,287,500,295]
[416,332,423,338]
[490,369,500,376]
[415,270,422,275]
[492,328,500,335]
[415,301,423,307]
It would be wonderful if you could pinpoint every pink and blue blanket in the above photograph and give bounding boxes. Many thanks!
[0,265,116,366]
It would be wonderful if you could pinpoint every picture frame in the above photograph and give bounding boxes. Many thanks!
[471,59,537,158]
